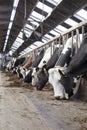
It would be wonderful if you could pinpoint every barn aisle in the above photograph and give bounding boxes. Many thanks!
[0,71,87,130]
[0,71,53,130]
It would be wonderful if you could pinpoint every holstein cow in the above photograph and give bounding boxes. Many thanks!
[48,34,83,99]
[6,57,26,72]
[12,57,26,74]
[36,47,61,90]
[16,56,33,78]
[24,49,45,83]
[6,57,16,71]
[31,46,52,86]
[64,34,87,76]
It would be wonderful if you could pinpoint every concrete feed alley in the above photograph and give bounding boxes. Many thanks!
[0,71,87,130]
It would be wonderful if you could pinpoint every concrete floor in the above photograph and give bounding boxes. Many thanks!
[0,71,87,130]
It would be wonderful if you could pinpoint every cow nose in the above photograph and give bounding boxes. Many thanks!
[32,75,34,78]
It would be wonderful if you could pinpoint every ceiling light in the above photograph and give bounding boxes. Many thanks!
[10,9,16,21]
[13,0,19,8]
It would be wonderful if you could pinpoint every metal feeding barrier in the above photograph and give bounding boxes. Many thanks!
[19,20,87,59]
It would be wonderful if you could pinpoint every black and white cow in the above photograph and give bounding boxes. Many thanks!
[24,49,45,83]
[48,34,83,99]
[6,57,26,72]
[16,56,33,78]
[6,57,16,71]
[64,34,87,77]
[31,46,53,86]
[36,47,61,90]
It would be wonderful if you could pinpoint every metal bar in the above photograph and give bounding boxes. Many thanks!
[19,20,87,58]
[82,26,85,40]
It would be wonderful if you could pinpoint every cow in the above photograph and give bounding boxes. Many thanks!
[16,56,33,78]
[5,57,26,73]
[48,34,83,99]
[36,47,61,90]
[24,49,45,83]
[31,46,53,86]
[64,34,87,76]
[12,57,27,74]
[5,57,16,71]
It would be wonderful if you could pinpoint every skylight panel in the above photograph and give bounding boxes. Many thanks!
[54,28,62,33]
[10,9,16,21]
[16,37,24,43]
[13,42,22,46]
[31,11,45,21]
[21,48,32,54]
[7,29,10,36]
[42,36,49,42]
[56,25,67,32]
[29,15,41,23]
[53,0,62,3]
[13,0,19,7]
[8,22,13,29]
[29,44,37,49]
[64,18,78,26]
[28,18,39,27]
[44,34,53,39]
[25,24,34,30]
[11,46,18,49]
[25,24,34,31]
[76,9,87,20]
[46,0,62,6]
[6,35,9,40]
[50,30,60,36]
[20,51,25,54]
[36,1,52,14]
[3,0,19,52]
[74,14,85,21]
[46,0,57,6]
[33,41,43,46]
[42,39,48,43]
[24,29,31,35]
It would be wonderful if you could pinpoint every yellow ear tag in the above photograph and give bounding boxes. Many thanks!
[60,70,65,75]
[43,68,47,74]
[55,66,65,75]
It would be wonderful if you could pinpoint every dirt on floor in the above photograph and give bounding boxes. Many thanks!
[0,71,87,130]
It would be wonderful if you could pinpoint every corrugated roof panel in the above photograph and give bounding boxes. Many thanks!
[76,9,87,20]
[64,18,78,26]
[50,30,60,36]
[36,1,53,14]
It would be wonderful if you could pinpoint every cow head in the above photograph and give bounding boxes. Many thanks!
[24,68,33,83]
[49,66,79,100]
[48,67,66,99]
[36,65,48,90]
[31,60,47,87]
[31,67,39,86]
[16,66,23,78]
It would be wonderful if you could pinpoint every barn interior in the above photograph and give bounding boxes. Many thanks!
[0,0,87,130]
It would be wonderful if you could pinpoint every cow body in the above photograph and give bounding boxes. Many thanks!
[24,49,45,83]
[36,47,60,90]
[16,56,32,78]
[48,34,83,99]
[31,46,52,86]
[64,34,87,77]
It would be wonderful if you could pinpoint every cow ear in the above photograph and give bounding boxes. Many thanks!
[58,69,65,76]
[36,67,39,72]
